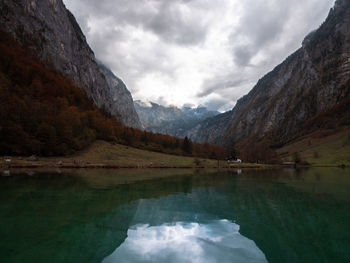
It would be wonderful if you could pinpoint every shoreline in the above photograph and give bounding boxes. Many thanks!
[1,161,348,171]
[0,162,266,170]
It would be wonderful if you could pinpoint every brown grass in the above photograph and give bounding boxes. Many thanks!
[278,126,350,166]
[0,141,224,169]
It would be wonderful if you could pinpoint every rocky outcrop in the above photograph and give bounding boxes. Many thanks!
[98,63,141,128]
[134,101,184,128]
[0,0,141,128]
[185,111,233,144]
[134,101,219,137]
[189,0,350,146]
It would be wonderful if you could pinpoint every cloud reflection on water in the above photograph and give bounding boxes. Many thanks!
[102,220,268,263]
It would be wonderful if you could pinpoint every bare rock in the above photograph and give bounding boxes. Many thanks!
[0,0,141,128]
[188,0,350,146]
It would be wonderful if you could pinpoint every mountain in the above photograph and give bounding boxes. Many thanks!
[134,101,183,128]
[188,0,350,149]
[0,30,226,158]
[0,29,124,155]
[98,63,141,128]
[182,106,220,120]
[0,0,140,128]
[134,101,219,138]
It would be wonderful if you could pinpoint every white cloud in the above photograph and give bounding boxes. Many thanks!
[63,0,335,111]
[102,220,268,263]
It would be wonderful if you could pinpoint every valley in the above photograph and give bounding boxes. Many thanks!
[0,1,350,262]
[0,0,349,165]
[0,140,262,169]
[134,100,219,138]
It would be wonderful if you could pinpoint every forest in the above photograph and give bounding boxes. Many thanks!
[0,30,226,159]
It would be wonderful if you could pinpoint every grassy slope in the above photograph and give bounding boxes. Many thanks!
[0,141,218,168]
[73,140,219,167]
[278,126,350,166]
[74,141,268,168]
[1,140,265,169]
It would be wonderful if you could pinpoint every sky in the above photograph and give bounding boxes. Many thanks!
[63,0,335,112]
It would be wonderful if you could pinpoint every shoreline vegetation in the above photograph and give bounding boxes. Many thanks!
[1,31,349,170]
[1,161,347,171]
[1,141,264,170]
[1,140,348,171]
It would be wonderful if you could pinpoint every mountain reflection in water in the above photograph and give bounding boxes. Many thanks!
[0,168,349,263]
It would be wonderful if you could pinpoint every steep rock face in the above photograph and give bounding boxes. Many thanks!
[134,101,219,137]
[182,106,220,120]
[134,101,184,128]
[189,0,350,145]
[185,111,232,144]
[98,63,141,128]
[0,0,140,128]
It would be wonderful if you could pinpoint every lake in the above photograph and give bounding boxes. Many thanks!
[0,168,349,263]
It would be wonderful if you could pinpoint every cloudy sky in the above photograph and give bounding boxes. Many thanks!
[63,0,334,112]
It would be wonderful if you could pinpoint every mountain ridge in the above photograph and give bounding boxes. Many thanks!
[187,0,350,148]
[98,63,141,127]
[0,0,141,128]
[134,100,219,137]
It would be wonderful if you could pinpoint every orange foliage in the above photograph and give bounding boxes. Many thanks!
[236,137,281,164]
[0,30,227,159]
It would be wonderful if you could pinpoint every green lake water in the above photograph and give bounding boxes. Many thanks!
[0,168,350,263]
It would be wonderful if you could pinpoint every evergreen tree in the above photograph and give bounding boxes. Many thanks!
[182,136,192,154]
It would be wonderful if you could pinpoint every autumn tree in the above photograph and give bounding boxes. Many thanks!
[0,30,228,159]
[182,136,193,154]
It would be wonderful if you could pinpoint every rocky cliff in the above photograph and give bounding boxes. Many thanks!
[0,0,140,128]
[134,101,184,128]
[189,0,350,146]
[134,101,219,138]
[98,63,141,128]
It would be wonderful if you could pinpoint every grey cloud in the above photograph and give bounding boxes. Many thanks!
[203,97,232,112]
[233,46,253,67]
[182,103,195,108]
[100,44,180,93]
[64,0,212,92]
[197,74,247,98]
[64,0,335,110]
[145,1,209,45]
[231,0,294,66]
[230,0,334,67]
[88,26,126,55]
[154,96,170,107]
[65,0,209,46]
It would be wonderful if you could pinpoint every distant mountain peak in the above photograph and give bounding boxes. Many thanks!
[134,100,219,137]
